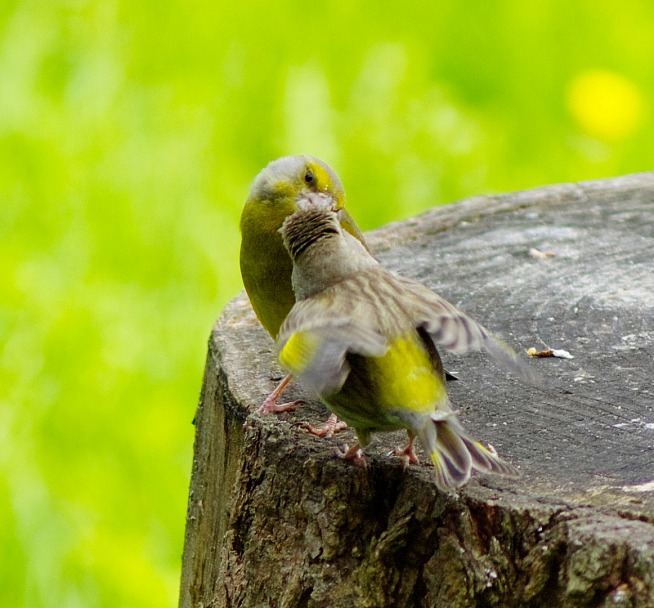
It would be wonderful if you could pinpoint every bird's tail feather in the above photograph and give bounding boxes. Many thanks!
[419,413,520,491]
[461,435,520,478]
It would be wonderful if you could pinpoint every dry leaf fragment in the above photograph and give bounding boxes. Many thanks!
[529,248,557,259]
[527,347,574,359]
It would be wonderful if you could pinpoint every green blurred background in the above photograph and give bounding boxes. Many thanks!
[1,0,652,606]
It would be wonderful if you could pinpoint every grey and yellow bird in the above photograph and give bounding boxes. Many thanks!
[276,198,536,490]
[240,155,366,424]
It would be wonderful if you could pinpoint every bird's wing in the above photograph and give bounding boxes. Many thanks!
[277,299,388,396]
[395,275,541,386]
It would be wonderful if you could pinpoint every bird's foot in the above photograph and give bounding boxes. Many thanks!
[335,443,367,469]
[391,436,420,470]
[257,398,304,414]
[255,373,304,414]
[301,413,348,438]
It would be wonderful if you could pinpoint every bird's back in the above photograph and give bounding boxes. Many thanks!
[314,269,450,433]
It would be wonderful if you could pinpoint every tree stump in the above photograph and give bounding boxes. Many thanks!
[179,173,654,608]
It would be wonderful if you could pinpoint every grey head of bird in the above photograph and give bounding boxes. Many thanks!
[248,155,346,208]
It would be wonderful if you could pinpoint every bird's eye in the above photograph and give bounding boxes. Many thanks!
[304,170,315,185]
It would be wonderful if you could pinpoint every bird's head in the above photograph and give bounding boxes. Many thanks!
[243,155,345,232]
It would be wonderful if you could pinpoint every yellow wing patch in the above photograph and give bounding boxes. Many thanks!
[279,331,321,375]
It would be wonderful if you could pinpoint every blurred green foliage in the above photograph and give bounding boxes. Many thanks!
[1,0,652,606]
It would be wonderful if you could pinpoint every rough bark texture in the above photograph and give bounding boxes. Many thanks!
[180,173,654,608]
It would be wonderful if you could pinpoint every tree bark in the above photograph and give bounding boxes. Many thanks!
[180,173,654,608]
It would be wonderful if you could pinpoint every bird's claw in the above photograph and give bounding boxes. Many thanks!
[335,443,367,468]
[256,399,305,414]
[301,413,348,437]
[389,436,420,470]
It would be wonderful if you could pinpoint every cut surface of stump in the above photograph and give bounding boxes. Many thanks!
[180,173,654,608]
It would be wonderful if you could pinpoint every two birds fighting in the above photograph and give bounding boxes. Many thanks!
[239,156,538,491]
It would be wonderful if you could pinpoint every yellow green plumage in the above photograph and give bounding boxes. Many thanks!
[240,155,366,338]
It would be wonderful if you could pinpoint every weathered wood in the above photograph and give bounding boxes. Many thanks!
[180,173,654,608]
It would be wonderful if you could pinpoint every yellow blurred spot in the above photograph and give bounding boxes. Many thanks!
[567,70,644,140]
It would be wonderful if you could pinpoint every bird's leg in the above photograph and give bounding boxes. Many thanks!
[392,433,420,469]
[335,443,367,468]
[256,373,304,414]
[301,413,348,438]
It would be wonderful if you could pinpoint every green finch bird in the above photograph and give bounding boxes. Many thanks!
[276,198,536,491]
[240,155,366,420]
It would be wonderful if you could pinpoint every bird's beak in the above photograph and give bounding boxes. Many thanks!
[336,208,369,252]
